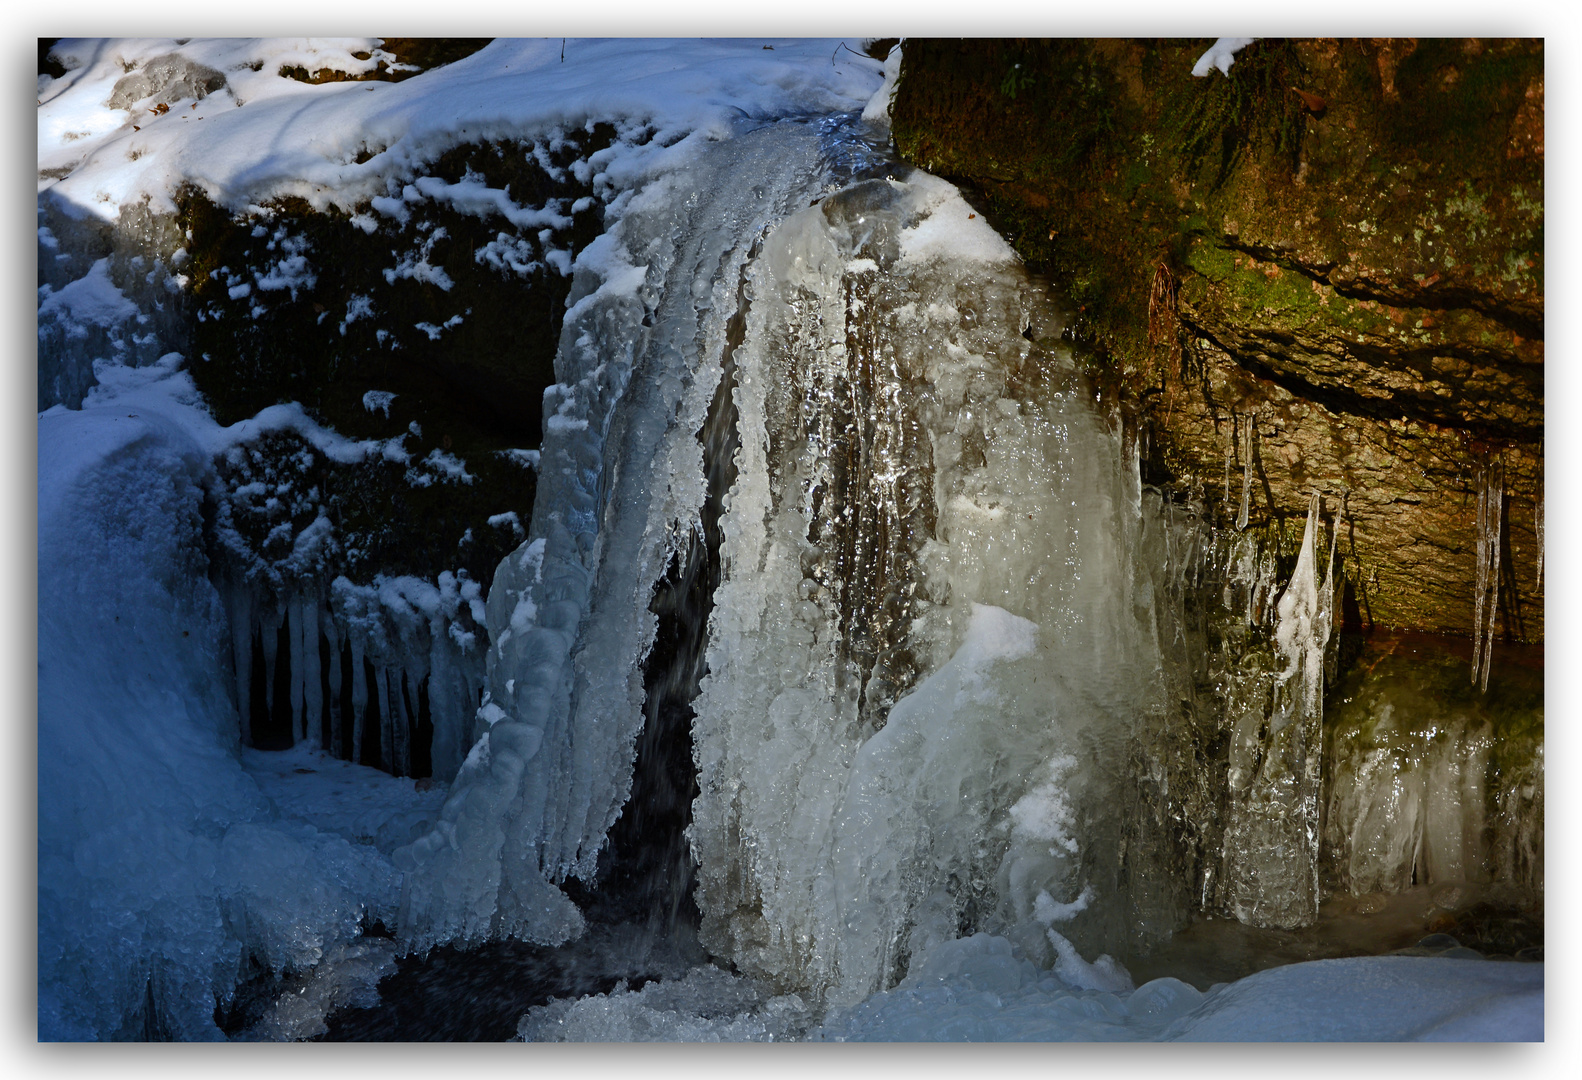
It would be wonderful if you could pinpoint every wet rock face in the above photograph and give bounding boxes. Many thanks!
[891,38,1543,640]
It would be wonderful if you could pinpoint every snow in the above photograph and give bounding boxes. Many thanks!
[896,171,1019,266]
[860,41,902,127]
[819,946,1542,1041]
[519,965,814,1042]
[240,742,448,854]
[1192,37,1257,78]
[39,38,884,223]
[361,389,395,416]
[518,944,1540,1042]
[36,256,138,327]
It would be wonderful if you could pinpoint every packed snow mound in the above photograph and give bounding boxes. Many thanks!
[861,42,902,127]
[39,38,884,221]
[36,403,425,1040]
[516,941,1541,1042]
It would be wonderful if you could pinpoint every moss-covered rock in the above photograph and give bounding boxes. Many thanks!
[892,38,1543,640]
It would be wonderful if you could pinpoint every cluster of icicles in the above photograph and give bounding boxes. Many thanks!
[221,572,487,782]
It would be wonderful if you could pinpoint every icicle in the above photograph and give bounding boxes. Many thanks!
[1274,492,1328,723]
[1472,455,1504,691]
[428,634,458,779]
[1222,415,1234,518]
[227,585,253,735]
[258,605,284,719]
[390,670,410,778]
[1535,478,1544,590]
[287,593,306,741]
[1323,494,1345,686]
[1233,411,1246,531]
[323,608,342,754]
[379,666,398,774]
[297,593,323,746]
[350,637,367,763]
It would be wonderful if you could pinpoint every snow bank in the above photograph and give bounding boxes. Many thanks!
[516,943,1540,1042]
[819,942,1542,1041]
[37,402,432,1039]
[39,38,884,222]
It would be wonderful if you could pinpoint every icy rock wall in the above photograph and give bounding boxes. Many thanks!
[1323,646,1544,907]
[37,199,191,410]
[393,120,837,952]
[688,168,1170,1006]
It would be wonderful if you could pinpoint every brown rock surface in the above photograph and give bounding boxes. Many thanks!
[891,38,1543,639]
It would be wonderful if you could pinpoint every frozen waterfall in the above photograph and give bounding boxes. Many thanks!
[394,117,1189,1003]
[36,35,1543,1036]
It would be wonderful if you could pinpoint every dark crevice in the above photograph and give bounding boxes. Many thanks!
[1182,319,1543,441]
[562,249,750,935]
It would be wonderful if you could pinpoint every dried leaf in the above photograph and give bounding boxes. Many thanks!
[1290,87,1328,114]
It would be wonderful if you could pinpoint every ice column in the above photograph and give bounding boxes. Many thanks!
[393,119,836,952]
[689,168,1164,1005]
[1218,493,1331,928]
[1472,455,1504,691]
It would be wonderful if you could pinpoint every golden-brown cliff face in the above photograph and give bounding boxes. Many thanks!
[892,38,1543,641]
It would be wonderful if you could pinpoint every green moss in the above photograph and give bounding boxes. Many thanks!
[1386,40,1540,162]
[1169,39,1306,189]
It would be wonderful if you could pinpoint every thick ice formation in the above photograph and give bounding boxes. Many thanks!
[39,38,1544,1042]
[393,119,841,952]
[37,39,893,1039]
[1218,494,1333,929]
[687,163,1165,1005]
[1324,647,1543,904]
[37,404,425,1040]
